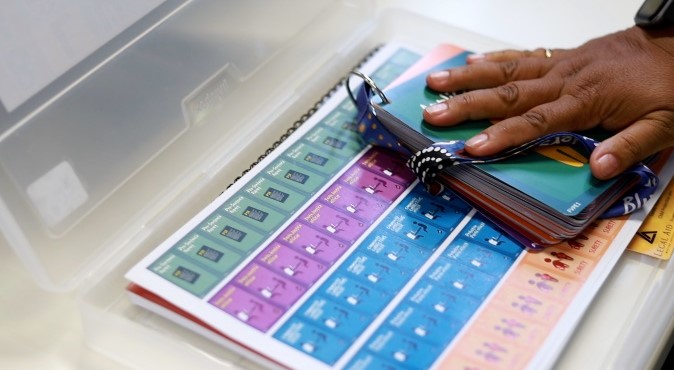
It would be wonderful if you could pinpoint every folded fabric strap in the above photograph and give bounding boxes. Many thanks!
[352,73,412,156]
[350,78,659,219]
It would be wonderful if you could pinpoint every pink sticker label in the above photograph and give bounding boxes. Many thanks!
[209,284,284,332]
[234,263,307,308]
[300,202,369,243]
[357,148,417,186]
[340,166,406,203]
[256,242,328,286]
[277,221,350,264]
[320,183,389,223]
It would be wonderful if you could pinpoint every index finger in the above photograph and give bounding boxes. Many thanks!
[426,56,556,93]
[463,94,592,156]
[467,47,568,63]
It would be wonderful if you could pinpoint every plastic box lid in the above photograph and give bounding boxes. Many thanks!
[0,0,390,291]
[63,3,530,369]
[7,1,671,369]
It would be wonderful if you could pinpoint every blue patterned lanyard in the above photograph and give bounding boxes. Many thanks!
[349,73,659,219]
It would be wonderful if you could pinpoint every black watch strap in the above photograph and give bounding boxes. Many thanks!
[636,0,674,27]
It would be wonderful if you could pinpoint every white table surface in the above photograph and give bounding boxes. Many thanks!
[1,0,665,369]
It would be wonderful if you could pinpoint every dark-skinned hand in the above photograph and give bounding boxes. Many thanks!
[423,25,674,180]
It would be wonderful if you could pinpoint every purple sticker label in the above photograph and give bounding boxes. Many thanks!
[358,148,417,186]
[209,285,284,332]
[340,166,406,203]
[299,202,368,243]
[234,263,308,308]
[256,242,328,286]
[277,222,350,264]
[320,183,389,223]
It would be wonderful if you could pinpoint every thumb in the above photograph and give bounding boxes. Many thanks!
[590,118,674,180]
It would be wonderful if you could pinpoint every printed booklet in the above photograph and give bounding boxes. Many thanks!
[125,43,673,370]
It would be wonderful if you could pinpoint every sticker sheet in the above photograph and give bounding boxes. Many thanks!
[126,43,673,370]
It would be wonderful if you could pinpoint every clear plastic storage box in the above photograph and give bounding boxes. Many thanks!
[2,1,673,369]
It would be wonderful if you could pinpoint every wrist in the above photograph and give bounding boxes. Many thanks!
[633,24,674,57]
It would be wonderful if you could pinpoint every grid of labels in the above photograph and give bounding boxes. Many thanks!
[147,49,422,298]
[273,187,522,366]
[145,47,524,368]
[208,147,420,327]
[195,140,523,366]
[144,46,638,370]
[435,216,625,369]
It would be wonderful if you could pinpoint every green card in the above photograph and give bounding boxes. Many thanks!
[376,52,617,216]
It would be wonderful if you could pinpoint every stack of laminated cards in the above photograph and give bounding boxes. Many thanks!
[369,45,658,248]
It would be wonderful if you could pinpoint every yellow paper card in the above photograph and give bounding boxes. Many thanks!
[627,178,674,260]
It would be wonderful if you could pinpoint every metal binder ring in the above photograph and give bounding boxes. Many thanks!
[346,70,390,105]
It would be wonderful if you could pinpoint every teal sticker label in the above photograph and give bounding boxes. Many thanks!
[265,187,290,203]
[222,195,287,233]
[149,253,220,297]
[304,126,364,157]
[174,266,200,283]
[285,142,345,175]
[244,176,307,213]
[265,159,327,194]
[320,106,359,133]
[221,225,247,242]
[243,206,269,222]
[286,170,309,184]
[197,245,224,262]
[174,233,242,275]
[199,213,265,254]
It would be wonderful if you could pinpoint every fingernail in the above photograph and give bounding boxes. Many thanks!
[466,133,488,149]
[428,70,450,81]
[425,102,447,115]
[595,153,620,178]
[467,54,485,63]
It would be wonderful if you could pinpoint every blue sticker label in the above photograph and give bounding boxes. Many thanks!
[406,279,482,323]
[443,239,516,278]
[274,318,350,365]
[340,251,412,294]
[386,303,462,346]
[462,216,524,258]
[294,295,373,341]
[320,274,391,316]
[379,210,449,249]
[359,232,433,272]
